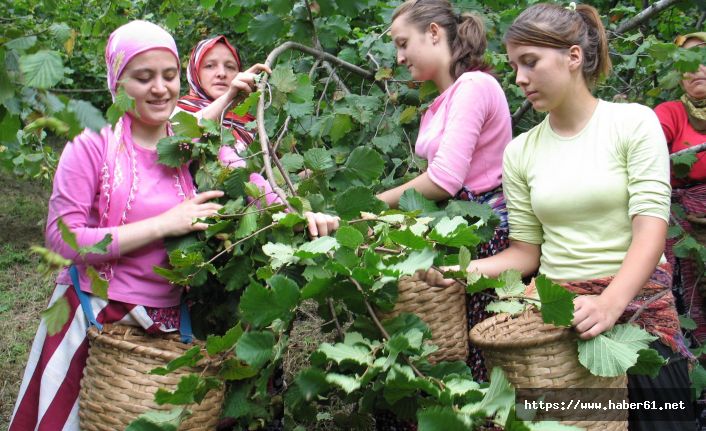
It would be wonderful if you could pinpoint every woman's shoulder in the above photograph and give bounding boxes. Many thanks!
[61,124,114,164]
[597,100,661,127]
[455,71,503,91]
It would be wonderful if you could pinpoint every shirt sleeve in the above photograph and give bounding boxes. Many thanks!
[426,77,492,195]
[503,137,544,244]
[45,128,121,264]
[624,106,672,222]
[653,102,676,151]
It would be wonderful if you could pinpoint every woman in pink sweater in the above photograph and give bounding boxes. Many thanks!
[377,0,512,383]
[9,21,223,431]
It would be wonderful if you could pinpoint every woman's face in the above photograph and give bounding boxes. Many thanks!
[120,48,180,127]
[390,15,441,82]
[681,38,706,101]
[198,43,239,99]
[506,42,574,113]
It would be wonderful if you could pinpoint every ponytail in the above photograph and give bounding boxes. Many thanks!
[504,2,612,87]
[392,0,489,80]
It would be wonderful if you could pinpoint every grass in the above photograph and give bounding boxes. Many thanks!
[0,172,52,428]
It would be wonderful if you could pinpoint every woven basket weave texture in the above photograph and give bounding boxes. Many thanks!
[383,272,468,363]
[79,324,224,430]
[469,311,628,431]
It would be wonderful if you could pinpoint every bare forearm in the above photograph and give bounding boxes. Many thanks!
[115,217,166,255]
[198,90,239,122]
[468,240,541,278]
[376,172,451,208]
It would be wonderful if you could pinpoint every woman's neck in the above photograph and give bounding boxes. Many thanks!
[548,84,598,137]
[130,118,168,150]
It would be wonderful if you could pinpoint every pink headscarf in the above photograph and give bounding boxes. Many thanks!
[97,21,194,280]
[105,20,179,100]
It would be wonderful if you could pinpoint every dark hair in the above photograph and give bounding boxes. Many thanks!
[392,0,489,80]
[503,2,611,86]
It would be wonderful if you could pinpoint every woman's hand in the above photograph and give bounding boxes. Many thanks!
[244,63,272,76]
[304,211,340,238]
[156,190,224,237]
[572,294,624,340]
[227,64,272,98]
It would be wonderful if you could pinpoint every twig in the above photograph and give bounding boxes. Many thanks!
[271,116,292,154]
[511,100,532,126]
[262,42,374,80]
[670,142,706,159]
[613,0,682,35]
[327,298,344,340]
[217,203,286,219]
[628,289,669,324]
[50,88,106,93]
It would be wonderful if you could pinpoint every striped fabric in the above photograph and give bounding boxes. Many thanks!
[9,285,180,431]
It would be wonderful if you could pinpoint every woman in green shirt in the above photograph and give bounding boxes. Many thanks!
[426,3,692,430]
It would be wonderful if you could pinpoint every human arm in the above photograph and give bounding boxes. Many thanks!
[572,215,666,339]
[198,64,271,122]
[376,172,451,208]
[653,102,677,151]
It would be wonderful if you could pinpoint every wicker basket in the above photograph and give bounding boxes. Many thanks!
[79,324,224,430]
[469,311,628,430]
[382,272,468,363]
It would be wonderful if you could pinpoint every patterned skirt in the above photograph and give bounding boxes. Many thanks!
[455,186,509,383]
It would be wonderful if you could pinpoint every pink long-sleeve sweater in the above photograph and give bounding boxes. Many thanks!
[49,127,186,307]
[416,71,512,196]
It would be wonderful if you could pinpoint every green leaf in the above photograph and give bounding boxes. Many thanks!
[325,373,361,394]
[458,246,471,273]
[429,218,480,248]
[5,36,38,50]
[389,228,430,250]
[672,153,698,178]
[239,275,300,328]
[289,74,315,103]
[679,315,698,330]
[318,342,372,366]
[388,248,436,276]
[41,296,70,336]
[398,188,439,213]
[49,23,72,43]
[344,147,384,183]
[295,236,339,258]
[280,153,304,172]
[154,374,221,405]
[577,324,657,377]
[535,275,575,326]
[78,233,113,255]
[223,168,249,199]
[691,363,706,400]
[232,91,260,117]
[295,368,331,401]
[486,300,525,315]
[126,407,186,431]
[219,358,258,381]
[496,270,525,298]
[417,406,471,431]
[399,106,417,124]
[303,148,334,171]
[107,86,134,125]
[262,242,298,269]
[248,14,284,45]
[20,50,64,88]
[234,211,258,239]
[171,111,202,139]
[57,218,79,251]
[465,366,514,422]
[336,226,365,249]
[68,100,106,132]
[334,186,387,219]
[627,348,667,378]
[156,136,192,168]
[206,322,244,355]
[269,66,298,93]
[329,114,353,143]
[86,266,108,299]
[150,346,202,376]
[235,331,275,368]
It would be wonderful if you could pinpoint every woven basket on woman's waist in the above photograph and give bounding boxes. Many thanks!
[469,311,627,431]
[382,272,468,363]
[79,324,224,431]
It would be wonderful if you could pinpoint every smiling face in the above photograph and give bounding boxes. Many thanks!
[681,38,706,101]
[390,15,441,82]
[197,43,239,99]
[506,43,577,113]
[120,48,180,128]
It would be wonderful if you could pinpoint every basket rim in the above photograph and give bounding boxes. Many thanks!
[87,324,221,366]
[469,311,573,349]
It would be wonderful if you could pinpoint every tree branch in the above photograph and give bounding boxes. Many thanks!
[613,0,682,36]
[511,100,532,126]
[262,42,374,80]
[670,142,706,158]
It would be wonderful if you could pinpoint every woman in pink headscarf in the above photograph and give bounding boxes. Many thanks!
[9,21,223,431]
